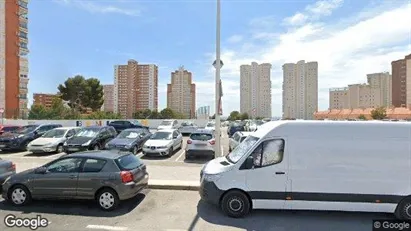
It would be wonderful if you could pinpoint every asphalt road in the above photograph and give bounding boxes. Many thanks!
[0,189,393,231]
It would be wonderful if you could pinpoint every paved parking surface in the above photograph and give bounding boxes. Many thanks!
[0,189,393,231]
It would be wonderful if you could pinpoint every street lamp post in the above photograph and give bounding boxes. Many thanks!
[213,0,222,157]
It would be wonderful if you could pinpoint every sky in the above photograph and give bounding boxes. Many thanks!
[28,0,411,117]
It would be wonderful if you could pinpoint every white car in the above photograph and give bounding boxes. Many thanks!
[204,122,215,132]
[142,129,183,156]
[229,131,252,152]
[27,127,80,153]
[157,119,179,130]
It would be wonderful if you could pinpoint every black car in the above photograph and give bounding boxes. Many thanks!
[108,120,149,134]
[64,126,117,154]
[0,124,62,151]
[227,122,245,137]
[105,128,151,154]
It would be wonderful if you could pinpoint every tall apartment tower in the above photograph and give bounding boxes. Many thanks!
[0,0,29,118]
[282,60,318,120]
[102,84,114,112]
[113,60,158,118]
[367,72,392,107]
[240,62,272,118]
[392,54,411,107]
[167,66,196,119]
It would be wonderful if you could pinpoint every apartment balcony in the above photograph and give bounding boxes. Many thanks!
[19,25,28,33]
[20,0,28,3]
[19,36,28,44]
[19,6,28,15]
[19,47,29,55]
[19,87,28,94]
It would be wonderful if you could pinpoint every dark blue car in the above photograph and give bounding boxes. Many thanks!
[227,122,245,137]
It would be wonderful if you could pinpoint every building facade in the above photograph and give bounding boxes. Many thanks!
[113,60,158,118]
[33,93,57,109]
[0,0,29,118]
[329,87,349,109]
[392,54,411,107]
[367,72,392,107]
[282,60,318,119]
[196,106,210,119]
[240,62,272,118]
[102,84,114,112]
[167,66,196,119]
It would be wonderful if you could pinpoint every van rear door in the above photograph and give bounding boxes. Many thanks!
[245,138,288,209]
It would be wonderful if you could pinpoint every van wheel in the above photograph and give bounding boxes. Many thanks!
[221,190,251,218]
[395,198,411,220]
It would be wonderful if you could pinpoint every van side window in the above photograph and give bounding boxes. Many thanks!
[252,139,285,167]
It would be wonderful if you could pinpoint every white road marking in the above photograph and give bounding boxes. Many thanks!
[175,149,186,162]
[86,225,129,231]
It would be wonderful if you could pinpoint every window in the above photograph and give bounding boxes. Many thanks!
[115,154,142,170]
[82,159,106,173]
[47,158,83,173]
[251,139,285,167]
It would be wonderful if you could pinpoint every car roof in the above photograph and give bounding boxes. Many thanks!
[191,129,213,134]
[68,150,131,159]
[239,131,252,136]
[81,126,103,129]
[56,127,79,130]
[155,129,176,133]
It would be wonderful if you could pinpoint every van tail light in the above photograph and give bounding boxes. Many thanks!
[8,163,16,171]
[120,171,134,183]
[209,140,215,145]
[187,140,192,144]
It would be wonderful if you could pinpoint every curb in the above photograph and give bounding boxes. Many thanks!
[147,180,200,191]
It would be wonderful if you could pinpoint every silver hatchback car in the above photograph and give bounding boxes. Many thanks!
[185,129,215,159]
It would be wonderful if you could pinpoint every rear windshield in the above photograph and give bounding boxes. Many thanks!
[3,126,19,132]
[190,133,213,141]
[115,154,143,170]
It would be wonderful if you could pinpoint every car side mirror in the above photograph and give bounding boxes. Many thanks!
[35,166,47,174]
[245,156,254,169]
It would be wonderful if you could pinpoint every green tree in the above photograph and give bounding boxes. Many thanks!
[227,111,240,121]
[160,108,175,119]
[358,114,367,120]
[133,110,144,119]
[371,107,387,120]
[83,78,104,111]
[240,112,249,120]
[48,97,67,119]
[150,110,160,119]
[28,104,50,119]
[141,109,152,118]
[255,116,263,120]
[57,75,88,110]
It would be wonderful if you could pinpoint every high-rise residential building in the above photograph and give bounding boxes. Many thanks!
[33,93,57,109]
[282,60,318,119]
[102,84,114,112]
[367,72,392,107]
[113,60,158,118]
[329,87,349,109]
[167,66,196,118]
[392,54,411,107]
[0,0,29,118]
[240,62,272,118]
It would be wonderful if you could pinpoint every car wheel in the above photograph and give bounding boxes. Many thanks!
[97,188,120,211]
[395,198,411,220]
[221,190,251,218]
[56,144,64,153]
[8,185,32,206]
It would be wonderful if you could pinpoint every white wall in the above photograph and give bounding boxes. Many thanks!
[1,119,210,129]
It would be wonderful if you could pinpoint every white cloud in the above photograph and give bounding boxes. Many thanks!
[203,0,411,117]
[54,0,140,16]
[227,35,243,43]
[284,0,344,26]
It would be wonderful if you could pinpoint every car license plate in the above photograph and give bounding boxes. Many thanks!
[68,148,79,151]
[196,144,206,146]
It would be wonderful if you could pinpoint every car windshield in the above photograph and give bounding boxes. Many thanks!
[74,128,99,138]
[42,129,66,138]
[118,130,142,139]
[14,125,37,134]
[226,135,259,163]
[206,123,214,127]
[2,126,19,132]
[181,122,192,126]
[190,133,213,141]
[150,132,171,140]
[160,121,172,126]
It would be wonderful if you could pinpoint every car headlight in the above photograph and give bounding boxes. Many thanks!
[202,173,221,182]
[82,140,91,146]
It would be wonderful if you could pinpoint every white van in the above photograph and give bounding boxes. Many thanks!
[199,120,411,219]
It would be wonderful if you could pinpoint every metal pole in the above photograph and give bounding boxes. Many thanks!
[214,0,221,157]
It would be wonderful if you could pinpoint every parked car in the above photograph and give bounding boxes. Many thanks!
[229,131,252,152]
[0,158,16,184]
[157,120,179,130]
[227,122,245,137]
[204,122,215,132]
[0,124,62,151]
[178,121,198,136]
[142,129,183,156]
[63,126,117,154]
[185,129,216,159]
[2,151,148,211]
[108,120,149,134]
[0,125,20,135]
[105,128,152,154]
[27,127,80,154]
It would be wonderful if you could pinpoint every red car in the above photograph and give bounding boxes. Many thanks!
[0,125,21,135]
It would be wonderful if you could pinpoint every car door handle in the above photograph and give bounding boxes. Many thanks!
[69,174,77,179]
[275,172,285,175]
